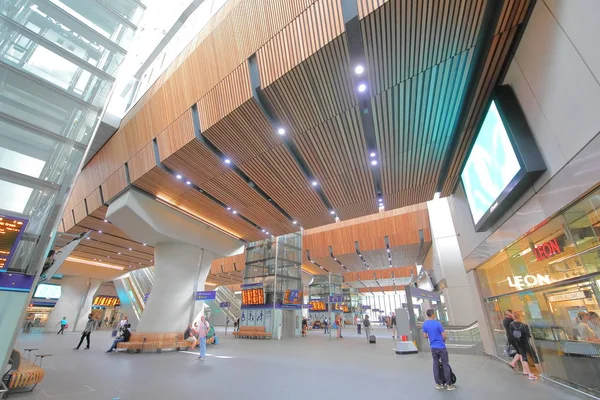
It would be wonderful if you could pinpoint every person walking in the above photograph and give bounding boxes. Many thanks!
[74,314,94,350]
[57,317,68,335]
[323,317,329,334]
[508,312,538,380]
[391,312,397,339]
[356,315,362,334]
[335,315,343,338]
[225,317,230,335]
[422,309,455,391]
[363,314,372,343]
[106,324,131,353]
[196,316,210,360]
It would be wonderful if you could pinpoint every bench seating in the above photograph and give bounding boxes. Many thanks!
[232,326,272,339]
[3,350,45,393]
[116,332,215,352]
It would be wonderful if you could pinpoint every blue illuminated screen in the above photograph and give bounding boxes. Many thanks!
[33,283,61,299]
[461,101,521,225]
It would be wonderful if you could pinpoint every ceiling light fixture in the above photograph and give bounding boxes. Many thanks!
[224,159,231,164]
[98,230,102,234]
[330,210,335,215]
[128,248,132,251]
[277,128,286,135]
[354,65,365,75]
[265,231,269,235]
[371,160,378,166]
[370,152,376,158]
[358,83,367,92]
[227,207,231,210]
[185,181,191,185]
[176,174,182,180]
[261,229,266,233]
[232,210,237,214]
[143,243,147,246]
[104,219,108,223]
[311,181,318,187]
[118,252,121,255]
[292,221,297,225]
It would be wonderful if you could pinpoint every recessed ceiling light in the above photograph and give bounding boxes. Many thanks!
[311,181,318,186]
[370,152,376,158]
[330,210,335,215]
[265,231,269,235]
[118,252,121,255]
[358,83,367,92]
[104,219,108,223]
[232,210,237,214]
[292,221,297,225]
[129,248,132,251]
[98,230,102,234]
[176,174,182,180]
[355,65,365,75]
[185,181,191,185]
[224,159,231,164]
[277,128,286,135]
[227,207,231,210]
[86,237,90,240]
[371,160,378,166]
[143,243,146,246]
[261,229,266,233]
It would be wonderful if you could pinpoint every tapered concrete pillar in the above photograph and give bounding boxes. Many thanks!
[138,243,213,332]
[47,276,101,332]
[106,189,244,332]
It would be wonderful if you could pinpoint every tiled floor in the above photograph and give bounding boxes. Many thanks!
[8,326,583,399]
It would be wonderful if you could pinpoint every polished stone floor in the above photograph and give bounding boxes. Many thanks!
[8,326,583,399]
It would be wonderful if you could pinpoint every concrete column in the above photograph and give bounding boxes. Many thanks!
[466,269,496,354]
[47,276,101,332]
[138,243,213,332]
[427,198,476,326]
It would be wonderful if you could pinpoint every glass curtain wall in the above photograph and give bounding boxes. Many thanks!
[477,186,600,397]
[0,0,145,275]
[0,0,145,370]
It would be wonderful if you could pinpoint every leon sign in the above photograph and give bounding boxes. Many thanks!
[507,274,551,291]
[534,238,561,261]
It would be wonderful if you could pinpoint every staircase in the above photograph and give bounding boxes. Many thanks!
[215,286,241,321]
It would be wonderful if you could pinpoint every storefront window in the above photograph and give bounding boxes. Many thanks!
[476,187,600,397]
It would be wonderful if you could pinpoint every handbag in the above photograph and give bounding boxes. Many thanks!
[505,343,517,357]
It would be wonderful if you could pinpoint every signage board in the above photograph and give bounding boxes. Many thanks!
[362,305,371,310]
[283,289,302,304]
[410,287,441,302]
[219,301,230,308]
[329,294,344,303]
[534,238,562,261]
[507,274,551,291]
[310,301,327,311]
[242,287,265,305]
[93,296,120,307]
[196,291,216,300]
[241,282,263,289]
[547,291,585,303]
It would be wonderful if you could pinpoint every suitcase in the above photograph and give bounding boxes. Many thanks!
[438,361,457,385]
[369,335,376,344]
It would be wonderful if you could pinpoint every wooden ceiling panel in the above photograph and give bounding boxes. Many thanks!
[162,139,228,186]
[199,170,295,236]
[201,99,280,165]
[239,145,328,222]
[132,166,189,204]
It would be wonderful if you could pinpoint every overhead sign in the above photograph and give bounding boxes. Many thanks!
[534,238,561,261]
[242,287,265,305]
[547,291,585,302]
[283,289,302,304]
[196,291,216,300]
[219,301,230,308]
[93,296,120,307]
[241,282,263,289]
[507,274,551,291]
[362,305,371,310]
[410,287,441,302]
[329,294,344,303]
[310,301,326,311]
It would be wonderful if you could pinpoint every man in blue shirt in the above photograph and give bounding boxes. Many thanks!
[422,309,455,390]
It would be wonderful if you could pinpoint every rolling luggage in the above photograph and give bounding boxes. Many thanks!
[438,360,457,385]
[369,335,376,344]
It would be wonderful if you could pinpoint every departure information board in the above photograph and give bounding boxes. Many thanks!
[0,214,27,270]
[242,287,265,305]
[310,301,327,311]
[93,296,120,307]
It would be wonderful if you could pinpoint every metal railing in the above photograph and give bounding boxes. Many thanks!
[417,321,481,350]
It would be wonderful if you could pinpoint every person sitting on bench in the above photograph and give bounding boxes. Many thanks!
[106,324,131,353]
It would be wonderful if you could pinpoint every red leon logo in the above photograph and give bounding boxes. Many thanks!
[534,238,561,261]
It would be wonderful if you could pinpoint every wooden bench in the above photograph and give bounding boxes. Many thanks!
[116,332,215,352]
[232,326,272,339]
[2,350,46,393]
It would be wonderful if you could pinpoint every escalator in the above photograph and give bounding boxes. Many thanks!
[215,286,241,321]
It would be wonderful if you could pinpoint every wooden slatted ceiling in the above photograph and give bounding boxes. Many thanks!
[357,0,389,19]
[363,0,483,210]
[343,266,416,284]
[132,166,264,242]
[442,0,529,196]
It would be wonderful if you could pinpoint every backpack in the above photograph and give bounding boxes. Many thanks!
[363,319,370,327]
[510,321,524,340]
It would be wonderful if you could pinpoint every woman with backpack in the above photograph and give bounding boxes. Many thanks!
[508,311,538,380]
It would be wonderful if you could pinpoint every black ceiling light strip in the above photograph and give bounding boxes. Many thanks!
[189,103,295,223]
[342,1,383,203]
[434,0,506,194]
[306,250,329,273]
[247,53,335,214]
[329,245,349,272]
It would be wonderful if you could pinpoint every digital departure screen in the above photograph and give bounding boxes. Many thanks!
[461,101,521,226]
[242,288,265,305]
[310,301,327,311]
[93,296,120,307]
[0,214,27,270]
